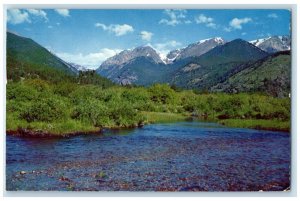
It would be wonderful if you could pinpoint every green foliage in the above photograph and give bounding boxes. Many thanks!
[6,54,76,83]
[141,111,188,123]
[219,119,290,132]
[77,70,114,88]
[71,99,110,127]
[24,79,51,92]
[171,39,269,91]
[121,87,154,111]
[53,82,77,97]
[6,80,290,134]
[20,96,68,122]
[148,84,179,105]
[7,32,74,74]
[211,53,291,97]
[7,82,38,101]
[5,32,291,135]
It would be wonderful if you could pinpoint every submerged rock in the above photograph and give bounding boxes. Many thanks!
[19,171,26,175]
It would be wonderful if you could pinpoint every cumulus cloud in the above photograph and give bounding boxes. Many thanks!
[26,9,48,21]
[229,17,252,30]
[268,13,278,19]
[95,23,134,36]
[7,9,50,24]
[159,9,188,26]
[223,27,232,32]
[140,31,153,41]
[149,40,182,59]
[206,22,217,29]
[195,14,217,29]
[55,9,70,17]
[56,48,123,69]
[7,9,30,24]
[195,14,213,24]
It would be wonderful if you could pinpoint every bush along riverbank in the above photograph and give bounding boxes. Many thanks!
[6,79,290,137]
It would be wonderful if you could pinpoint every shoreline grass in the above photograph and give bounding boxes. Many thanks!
[6,111,290,137]
[219,119,290,132]
[141,111,189,123]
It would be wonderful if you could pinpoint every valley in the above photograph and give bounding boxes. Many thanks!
[6,32,291,136]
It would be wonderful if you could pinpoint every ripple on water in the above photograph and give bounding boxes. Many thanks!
[6,121,290,191]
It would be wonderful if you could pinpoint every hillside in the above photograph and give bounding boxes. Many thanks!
[211,51,291,97]
[7,32,75,74]
[6,32,114,88]
[170,39,269,90]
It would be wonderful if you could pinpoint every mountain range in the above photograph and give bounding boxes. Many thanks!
[6,32,291,97]
[165,37,226,63]
[95,36,290,96]
[250,35,291,53]
[169,39,269,90]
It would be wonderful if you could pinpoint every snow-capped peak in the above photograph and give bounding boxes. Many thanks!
[214,37,224,44]
[198,38,213,44]
[198,37,224,45]
[250,37,271,46]
[249,35,291,53]
[164,37,225,63]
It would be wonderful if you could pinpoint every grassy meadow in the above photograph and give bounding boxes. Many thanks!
[6,74,290,136]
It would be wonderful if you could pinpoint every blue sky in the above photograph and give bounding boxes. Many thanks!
[7,9,291,69]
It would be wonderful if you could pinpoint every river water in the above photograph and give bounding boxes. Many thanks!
[6,121,290,191]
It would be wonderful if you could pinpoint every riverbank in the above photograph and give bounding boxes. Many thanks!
[219,119,290,132]
[6,111,290,137]
[6,112,188,137]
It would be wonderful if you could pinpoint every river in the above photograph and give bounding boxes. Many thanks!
[6,121,290,191]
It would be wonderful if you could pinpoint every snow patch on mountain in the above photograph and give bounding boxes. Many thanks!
[249,36,290,53]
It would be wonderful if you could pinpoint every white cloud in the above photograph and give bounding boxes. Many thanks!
[140,31,153,41]
[229,17,252,30]
[195,14,217,29]
[95,23,134,36]
[223,27,232,32]
[55,48,122,69]
[268,13,278,19]
[150,40,182,58]
[159,9,187,26]
[95,23,106,29]
[206,22,217,29]
[195,14,213,24]
[7,9,30,24]
[241,32,247,35]
[26,9,48,21]
[55,9,70,17]
[48,25,53,29]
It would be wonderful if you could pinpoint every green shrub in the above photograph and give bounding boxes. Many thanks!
[148,84,179,105]
[24,79,51,92]
[53,82,77,97]
[6,82,38,101]
[71,98,110,127]
[107,100,143,127]
[20,96,67,122]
